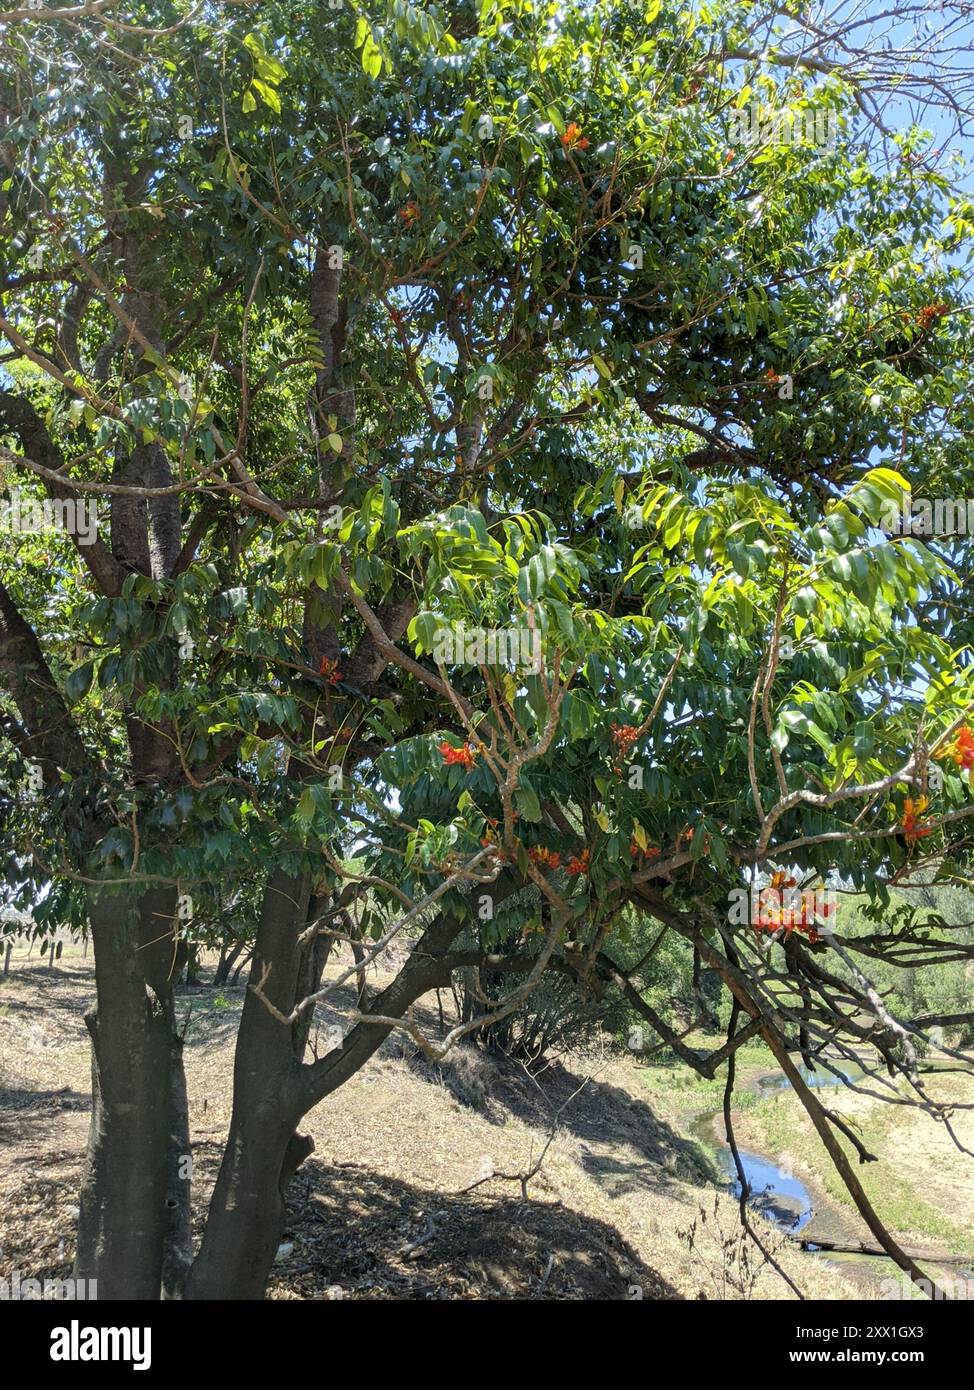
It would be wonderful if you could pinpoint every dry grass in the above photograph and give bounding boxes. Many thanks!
[0,943,857,1300]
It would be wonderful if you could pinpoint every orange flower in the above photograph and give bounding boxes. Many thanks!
[902,795,932,843]
[565,848,591,876]
[917,302,949,329]
[611,722,640,750]
[754,882,823,942]
[755,886,781,930]
[610,722,641,772]
[399,201,421,225]
[561,121,590,152]
[528,846,561,870]
[438,740,478,770]
[943,725,974,772]
[318,657,342,685]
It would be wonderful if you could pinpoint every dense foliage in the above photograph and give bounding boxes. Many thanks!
[2,0,974,1299]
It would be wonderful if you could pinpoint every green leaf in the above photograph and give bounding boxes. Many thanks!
[514,785,542,822]
[65,661,96,702]
[252,78,281,114]
[361,31,382,80]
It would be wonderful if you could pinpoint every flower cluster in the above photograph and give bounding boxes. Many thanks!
[528,845,561,871]
[943,724,974,772]
[916,302,949,329]
[561,121,589,151]
[438,740,478,769]
[318,657,342,685]
[902,795,932,843]
[565,848,591,876]
[754,872,832,943]
[610,722,641,773]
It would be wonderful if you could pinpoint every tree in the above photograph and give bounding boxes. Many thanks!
[2,0,974,1300]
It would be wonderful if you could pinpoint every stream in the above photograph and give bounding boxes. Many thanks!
[690,1061,866,1235]
[686,1058,973,1292]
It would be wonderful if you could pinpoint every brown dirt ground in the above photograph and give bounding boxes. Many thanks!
[1,943,857,1300]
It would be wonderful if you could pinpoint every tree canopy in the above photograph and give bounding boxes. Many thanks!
[2,0,974,1301]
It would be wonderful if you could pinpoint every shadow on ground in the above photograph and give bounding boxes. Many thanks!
[0,1082,89,1117]
[274,1157,682,1300]
[406,1043,717,1195]
[0,962,93,1025]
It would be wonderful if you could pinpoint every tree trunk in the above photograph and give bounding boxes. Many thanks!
[185,871,313,1299]
[188,886,512,1299]
[230,948,253,985]
[184,1106,310,1299]
[184,944,200,987]
[214,934,246,986]
[162,1030,193,1298]
[74,885,188,1300]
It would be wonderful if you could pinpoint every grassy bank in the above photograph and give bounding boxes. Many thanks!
[730,1060,974,1259]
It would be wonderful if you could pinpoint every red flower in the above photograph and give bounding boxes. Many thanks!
[528,846,561,871]
[944,725,974,772]
[561,122,590,152]
[399,201,421,226]
[610,722,641,772]
[631,840,660,860]
[318,657,342,685]
[902,795,932,843]
[438,740,478,770]
[565,848,591,876]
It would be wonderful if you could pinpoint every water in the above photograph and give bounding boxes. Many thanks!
[690,1111,814,1231]
[690,1060,870,1234]
[756,1061,865,1093]
[687,1060,971,1280]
